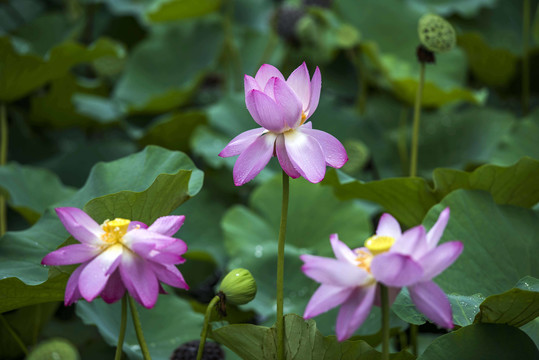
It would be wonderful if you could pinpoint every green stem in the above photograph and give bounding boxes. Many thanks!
[0,314,28,356]
[397,107,409,176]
[115,295,128,360]
[276,171,290,360]
[409,62,425,178]
[0,103,7,237]
[410,323,418,356]
[128,296,152,360]
[380,285,390,360]
[196,295,220,360]
[522,0,530,115]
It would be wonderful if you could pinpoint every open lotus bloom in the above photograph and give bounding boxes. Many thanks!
[219,62,348,186]
[368,207,463,329]
[42,207,189,309]
[301,208,463,341]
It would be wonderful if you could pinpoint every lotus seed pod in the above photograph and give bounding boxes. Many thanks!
[418,14,456,53]
[27,338,80,360]
[219,268,257,305]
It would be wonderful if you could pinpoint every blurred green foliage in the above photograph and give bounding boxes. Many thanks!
[0,0,538,359]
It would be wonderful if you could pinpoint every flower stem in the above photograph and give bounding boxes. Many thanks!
[115,295,128,360]
[127,296,152,360]
[0,314,28,356]
[276,171,290,360]
[380,284,390,360]
[409,62,425,178]
[522,0,530,115]
[196,295,220,360]
[0,103,7,237]
[410,322,418,356]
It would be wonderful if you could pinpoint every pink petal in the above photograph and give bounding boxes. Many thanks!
[300,122,312,130]
[65,265,84,306]
[300,254,370,287]
[336,285,376,341]
[78,244,123,302]
[244,75,260,97]
[254,64,285,88]
[299,128,348,168]
[120,251,159,308]
[42,244,100,266]
[370,252,423,287]
[275,135,301,178]
[390,226,429,260]
[219,128,266,157]
[426,207,450,249]
[233,132,277,186]
[147,215,185,237]
[273,77,303,128]
[150,263,189,290]
[263,77,276,99]
[55,207,105,245]
[329,234,357,264]
[159,239,188,258]
[246,90,286,132]
[305,66,321,119]
[100,269,126,304]
[304,284,354,319]
[286,62,311,110]
[409,280,453,329]
[418,241,463,281]
[128,221,147,231]
[122,229,178,256]
[376,213,402,239]
[284,131,326,183]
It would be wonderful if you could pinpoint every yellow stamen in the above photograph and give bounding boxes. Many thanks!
[355,249,373,273]
[101,218,131,244]
[299,111,307,125]
[364,235,395,256]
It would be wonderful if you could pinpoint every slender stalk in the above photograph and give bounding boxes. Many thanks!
[276,171,290,360]
[196,295,220,360]
[380,285,390,360]
[0,314,28,356]
[115,295,128,360]
[0,103,7,237]
[409,63,425,178]
[410,323,418,356]
[522,0,530,115]
[127,296,152,360]
[223,0,242,92]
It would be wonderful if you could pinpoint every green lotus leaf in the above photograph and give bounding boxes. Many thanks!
[210,313,414,360]
[0,163,75,224]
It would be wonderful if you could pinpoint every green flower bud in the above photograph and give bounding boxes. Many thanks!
[418,14,456,53]
[219,268,257,305]
[27,338,80,360]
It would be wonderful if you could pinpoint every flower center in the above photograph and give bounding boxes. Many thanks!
[101,218,130,244]
[364,235,395,256]
[355,249,373,273]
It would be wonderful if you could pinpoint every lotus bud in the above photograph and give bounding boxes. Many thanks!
[219,268,257,305]
[418,14,456,53]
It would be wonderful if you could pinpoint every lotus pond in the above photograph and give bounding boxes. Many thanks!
[0,0,538,359]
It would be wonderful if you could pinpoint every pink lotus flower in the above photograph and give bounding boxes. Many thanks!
[42,207,189,308]
[219,62,348,186]
[368,208,463,329]
[301,208,462,340]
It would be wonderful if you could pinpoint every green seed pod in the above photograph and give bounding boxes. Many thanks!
[27,338,80,360]
[418,14,456,53]
[219,268,257,305]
